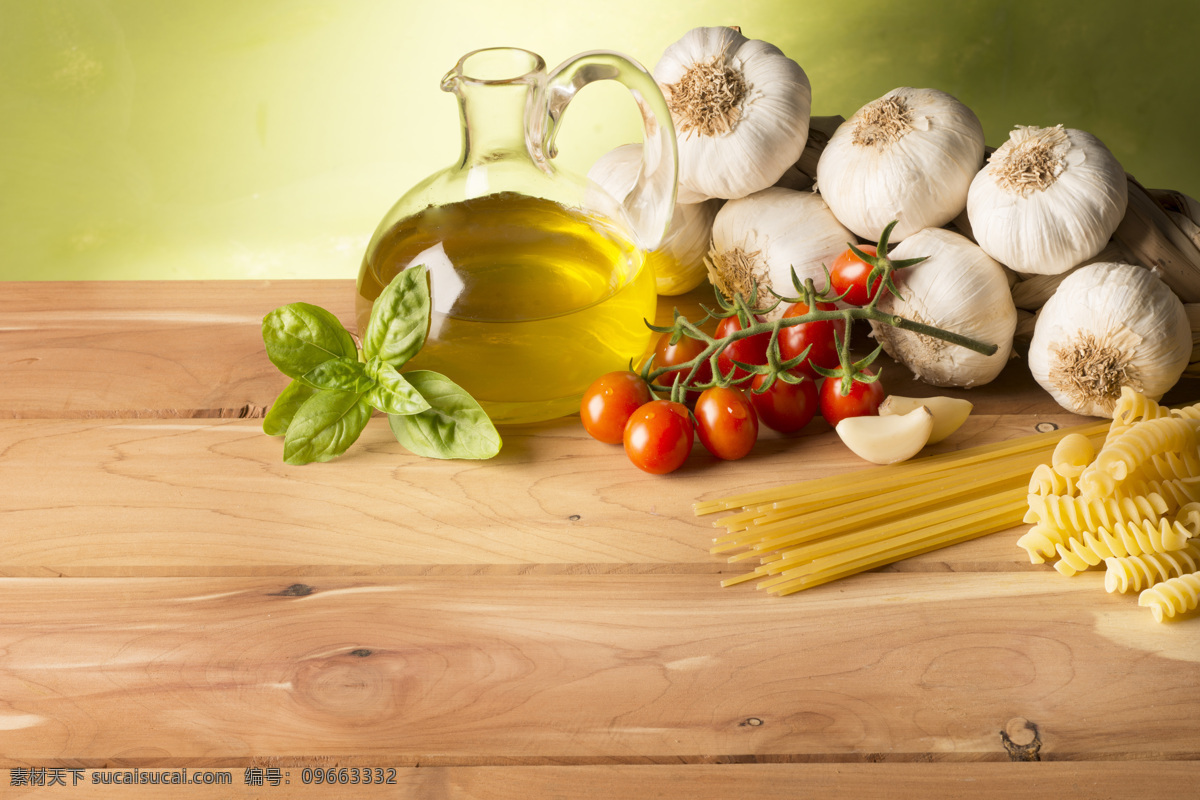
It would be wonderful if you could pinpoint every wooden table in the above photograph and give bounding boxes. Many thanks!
[2,280,1197,798]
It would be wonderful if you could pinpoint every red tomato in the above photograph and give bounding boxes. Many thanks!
[819,370,885,427]
[830,244,881,306]
[777,301,845,378]
[580,371,653,444]
[652,331,712,396]
[715,314,769,382]
[749,373,818,433]
[623,399,695,474]
[694,386,759,461]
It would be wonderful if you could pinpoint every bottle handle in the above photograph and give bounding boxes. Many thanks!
[532,51,678,250]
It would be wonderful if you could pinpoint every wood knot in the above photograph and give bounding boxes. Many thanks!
[568,515,581,521]
[349,649,373,658]
[271,583,315,597]
[1000,718,1042,761]
[1035,422,1059,433]
[739,717,764,727]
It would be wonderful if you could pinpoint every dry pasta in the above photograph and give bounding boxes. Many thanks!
[701,420,1109,596]
[1051,433,1095,478]
[1053,518,1192,577]
[1020,386,1200,623]
[1028,463,1076,497]
[1105,539,1200,593]
[1138,571,1200,622]
[1078,416,1200,498]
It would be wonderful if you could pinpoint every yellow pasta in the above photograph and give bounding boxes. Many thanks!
[1129,450,1200,484]
[1051,433,1095,479]
[703,421,1109,596]
[1118,475,1200,509]
[1024,492,1169,536]
[1078,416,1200,498]
[1104,539,1200,593]
[1107,385,1170,439]
[1053,518,1191,577]
[1028,463,1076,497]
[1138,571,1200,622]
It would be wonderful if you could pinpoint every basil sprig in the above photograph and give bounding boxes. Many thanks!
[261,265,502,464]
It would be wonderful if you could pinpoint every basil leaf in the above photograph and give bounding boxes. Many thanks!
[363,358,431,416]
[302,356,375,394]
[262,302,358,380]
[361,265,430,367]
[282,390,373,465]
[387,370,501,460]
[262,379,317,436]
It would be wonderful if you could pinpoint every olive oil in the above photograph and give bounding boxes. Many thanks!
[356,193,657,425]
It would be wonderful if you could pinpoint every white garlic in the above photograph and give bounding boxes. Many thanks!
[653,27,811,202]
[707,187,854,313]
[967,125,1128,275]
[588,143,722,294]
[1028,262,1190,417]
[870,228,1016,388]
[815,87,985,241]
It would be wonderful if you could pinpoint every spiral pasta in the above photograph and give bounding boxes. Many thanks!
[1119,476,1200,509]
[1028,463,1076,497]
[1130,450,1200,484]
[1053,518,1191,577]
[1108,385,1170,439]
[1025,492,1168,536]
[1051,433,1095,479]
[1078,416,1200,498]
[1104,539,1200,593]
[1138,571,1200,622]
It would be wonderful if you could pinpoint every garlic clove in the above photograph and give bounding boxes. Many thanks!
[878,395,973,444]
[835,407,935,465]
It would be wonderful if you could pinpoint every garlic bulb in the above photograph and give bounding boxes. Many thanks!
[967,125,1128,275]
[707,187,854,313]
[816,87,985,241]
[1028,262,1190,417]
[654,27,811,202]
[870,228,1016,388]
[588,143,722,295]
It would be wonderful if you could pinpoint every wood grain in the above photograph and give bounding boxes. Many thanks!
[1,576,1196,767]
[1,412,1086,576]
[6,763,1200,800]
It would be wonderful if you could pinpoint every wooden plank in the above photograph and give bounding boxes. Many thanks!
[0,280,353,419]
[1,575,1196,766]
[0,413,1085,576]
[5,763,1200,799]
[1,279,1150,420]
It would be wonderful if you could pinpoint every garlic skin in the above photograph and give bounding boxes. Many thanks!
[654,27,811,202]
[870,228,1016,388]
[1028,262,1190,417]
[967,125,1128,275]
[816,87,985,242]
[588,143,722,294]
[707,187,854,313]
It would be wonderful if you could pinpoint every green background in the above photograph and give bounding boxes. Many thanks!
[3,0,1198,281]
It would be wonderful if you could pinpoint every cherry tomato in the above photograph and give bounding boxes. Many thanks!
[749,373,818,433]
[777,300,845,378]
[819,370,885,427]
[830,244,881,306]
[715,314,769,382]
[623,399,695,474]
[694,386,759,461]
[580,371,653,444]
[651,331,712,396]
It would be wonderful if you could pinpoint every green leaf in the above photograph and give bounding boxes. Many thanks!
[362,265,430,367]
[282,390,373,465]
[302,356,375,394]
[262,302,358,380]
[262,379,318,436]
[363,358,431,416]
[387,370,501,460]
